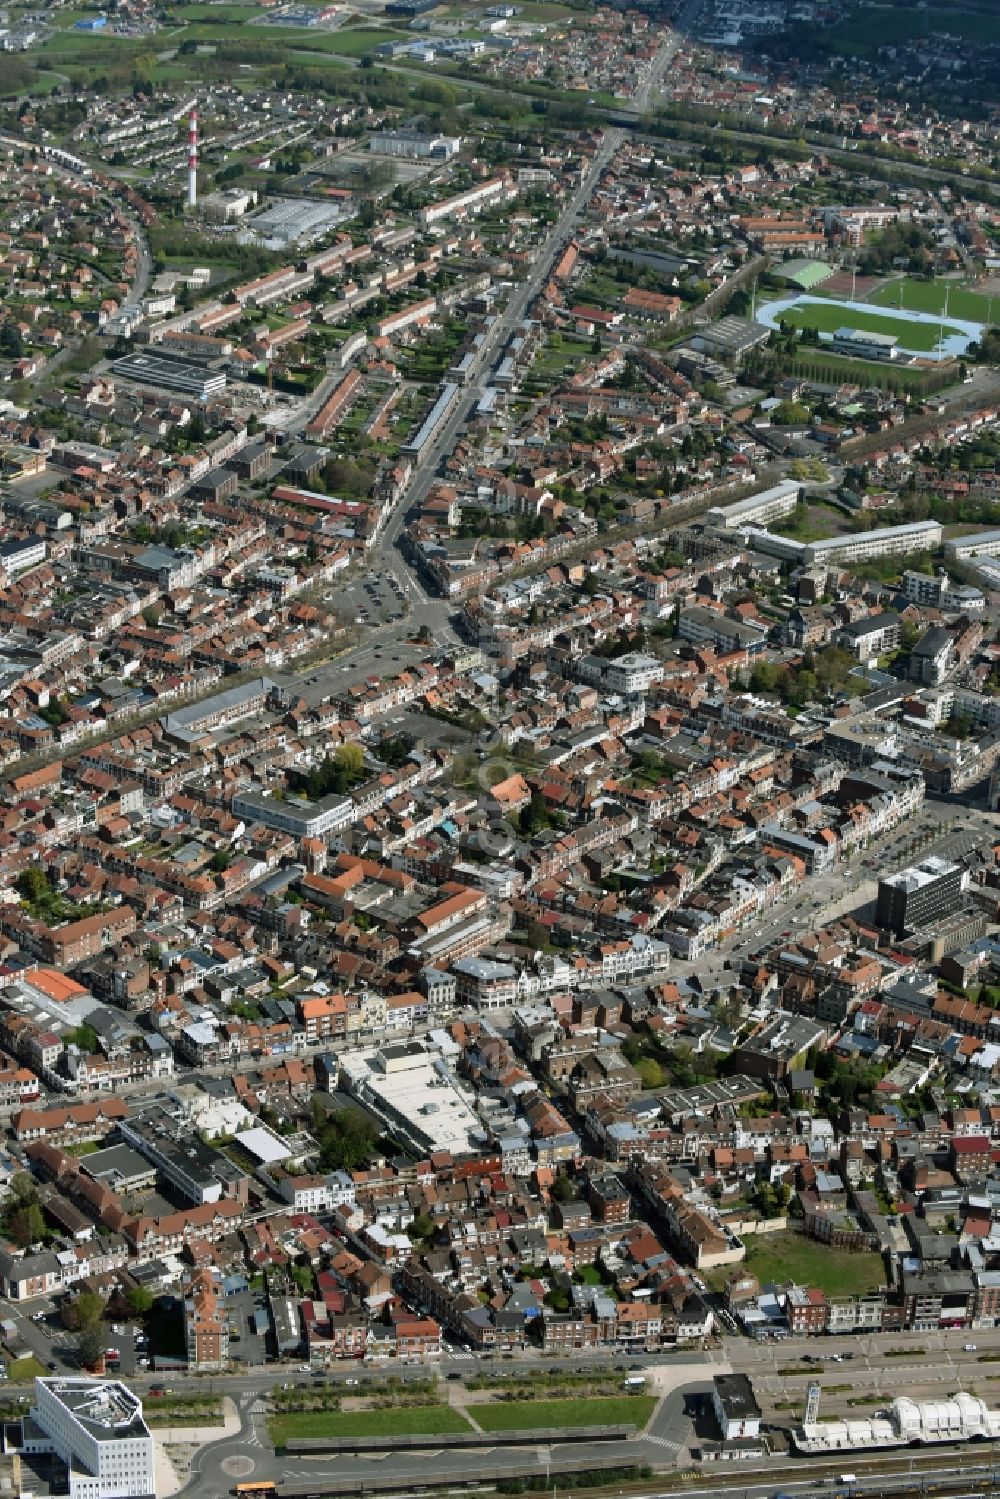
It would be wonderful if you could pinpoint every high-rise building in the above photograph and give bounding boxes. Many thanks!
[876,857,965,938]
[23,1378,155,1499]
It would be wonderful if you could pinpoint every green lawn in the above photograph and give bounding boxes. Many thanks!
[269,1406,473,1446]
[474,1396,657,1432]
[705,1231,885,1298]
[5,1355,46,1382]
[868,278,995,326]
[767,299,963,352]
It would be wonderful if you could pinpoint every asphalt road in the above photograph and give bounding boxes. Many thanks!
[667,797,1000,992]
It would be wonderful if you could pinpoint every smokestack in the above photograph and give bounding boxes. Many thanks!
[187,107,198,210]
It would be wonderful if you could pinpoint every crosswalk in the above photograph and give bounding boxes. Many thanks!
[644,1434,682,1455]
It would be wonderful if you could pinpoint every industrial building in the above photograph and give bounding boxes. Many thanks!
[247,197,349,248]
[688,316,770,362]
[19,1378,156,1499]
[876,856,965,938]
[111,351,226,402]
[794,1391,1000,1455]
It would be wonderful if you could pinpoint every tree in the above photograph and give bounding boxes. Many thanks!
[525,918,548,951]
[127,1286,153,1318]
[0,321,23,359]
[16,867,50,904]
[75,1291,106,1329]
[142,605,160,628]
[9,1170,38,1205]
[408,1213,435,1243]
[550,1173,577,1204]
[636,1056,666,1089]
[76,1325,105,1371]
[6,1201,45,1248]
[335,742,364,779]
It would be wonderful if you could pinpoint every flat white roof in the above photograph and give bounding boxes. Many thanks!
[235,1124,292,1164]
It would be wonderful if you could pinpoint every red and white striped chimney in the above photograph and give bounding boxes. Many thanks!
[187,107,198,209]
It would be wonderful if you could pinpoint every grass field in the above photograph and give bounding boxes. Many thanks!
[767,299,963,352]
[5,1356,46,1381]
[829,3,1000,49]
[868,278,995,326]
[474,1396,657,1433]
[307,26,409,54]
[705,1231,885,1298]
[269,1406,473,1446]
[772,502,852,544]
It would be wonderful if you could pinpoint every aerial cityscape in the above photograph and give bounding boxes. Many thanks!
[0,0,996,1496]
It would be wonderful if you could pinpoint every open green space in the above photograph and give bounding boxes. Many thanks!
[322,26,410,54]
[169,2,265,17]
[828,3,1000,50]
[772,501,852,544]
[5,1356,46,1382]
[474,1396,657,1432]
[766,298,963,352]
[868,277,995,325]
[704,1230,885,1297]
[269,1406,473,1446]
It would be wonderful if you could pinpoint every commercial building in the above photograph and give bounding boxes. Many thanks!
[232,787,354,840]
[876,857,965,938]
[23,1378,155,1499]
[111,351,226,402]
[340,1040,484,1158]
[369,131,460,160]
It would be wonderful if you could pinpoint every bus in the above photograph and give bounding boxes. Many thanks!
[233,1484,277,1497]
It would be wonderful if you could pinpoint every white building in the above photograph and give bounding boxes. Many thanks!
[794,1391,1000,1455]
[25,1379,155,1499]
[369,131,460,160]
[944,528,1000,562]
[706,479,801,530]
